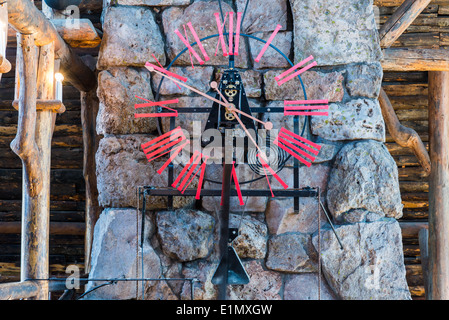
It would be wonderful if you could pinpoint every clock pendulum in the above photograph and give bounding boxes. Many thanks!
[135,0,343,300]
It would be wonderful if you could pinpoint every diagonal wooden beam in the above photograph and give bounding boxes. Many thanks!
[7,0,96,92]
[379,0,431,49]
[378,88,431,176]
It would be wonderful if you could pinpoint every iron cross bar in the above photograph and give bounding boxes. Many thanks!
[155,106,285,114]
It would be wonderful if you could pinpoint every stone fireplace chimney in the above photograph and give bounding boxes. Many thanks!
[84,0,411,300]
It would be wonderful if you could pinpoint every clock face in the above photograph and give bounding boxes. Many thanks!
[135,7,329,204]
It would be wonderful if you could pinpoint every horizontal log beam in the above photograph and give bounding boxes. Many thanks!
[0,281,39,300]
[7,0,96,92]
[0,221,85,235]
[400,221,429,239]
[12,99,65,113]
[381,48,449,71]
[51,19,101,48]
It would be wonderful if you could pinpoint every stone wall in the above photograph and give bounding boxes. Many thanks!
[86,0,411,300]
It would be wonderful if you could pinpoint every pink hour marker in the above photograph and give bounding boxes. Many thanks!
[134,96,179,118]
[172,151,209,198]
[141,127,189,174]
[284,99,329,116]
[175,24,207,65]
[274,127,321,167]
[214,12,228,56]
[256,154,288,197]
[254,24,282,63]
[234,12,242,55]
[187,22,210,62]
[275,55,317,86]
[145,62,188,83]
[228,12,234,55]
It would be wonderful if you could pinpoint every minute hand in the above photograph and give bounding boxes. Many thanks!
[146,65,229,108]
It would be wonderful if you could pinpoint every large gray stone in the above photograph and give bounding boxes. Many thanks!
[162,1,249,68]
[236,0,287,34]
[84,209,177,300]
[97,67,157,135]
[326,140,403,221]
[311,98,385,142]
[152,66,215,96]
[227,260,282,300]
[312,219,411,300]
[96,135,195,209]
[283,273,337,300]
[290,0,382,66]
[346,62,383,99]
[156,209,215,262]
[229,214,268,259]
[97,6,165,69]
[266,233,317,273]
[264,69,345,102]
[249,31,292,69]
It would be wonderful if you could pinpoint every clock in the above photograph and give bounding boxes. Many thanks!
[135,2,329,298]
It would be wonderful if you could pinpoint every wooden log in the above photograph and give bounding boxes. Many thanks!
[374,0,449,6]
[0,281,39,300]
[378,88,431,175]
[7,0,96,92]
[419,228,429,299]
[12,99,65,113]
[428,71,449,300]
[381,48,449,71]
[0,221,85,235]
[50,18,101,48]
[400,221,428,239]
[379,0,432,49]
[0,53,12,73]
[80,88,100,273]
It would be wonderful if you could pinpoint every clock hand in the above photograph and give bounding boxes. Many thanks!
[146,65,229,108]
[210,82,268,162]
[227,106,273,130]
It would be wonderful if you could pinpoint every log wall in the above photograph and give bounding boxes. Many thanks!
[0,1,100,288]
[375,1,448,299]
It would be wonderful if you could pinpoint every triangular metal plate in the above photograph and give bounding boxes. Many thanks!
[211,246,250,285]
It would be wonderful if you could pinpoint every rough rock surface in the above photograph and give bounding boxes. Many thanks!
[264,69,345,102]
[229,214,267,259]
[266,233,317,272]
[346,62,383,98]
[228,260,282,300]
[283,273,337,300]
[312,219,411,300]
[249,31,292,69]
[152,66,215,96]
[84,209,174,300]
[97,6,165,69]
[97,67,157,135]
[290,0,382,66]
[156,209,215,262]
[311,98,385,142]
[96,135,195,209]
[326,140,403,221]
[162,1,249,68]
[236,0,287,34]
